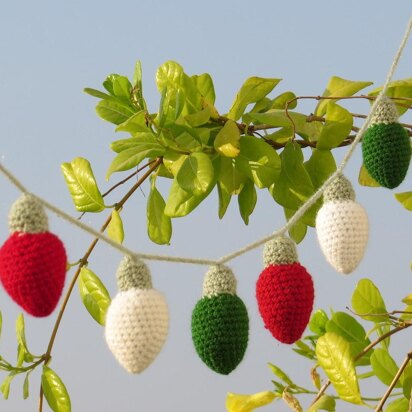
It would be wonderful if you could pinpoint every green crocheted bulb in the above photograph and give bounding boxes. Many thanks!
[191,294,249,375]
[362,123,411,189]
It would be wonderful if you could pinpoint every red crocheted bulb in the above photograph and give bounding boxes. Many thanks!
[256,263,314,344]
[0,232,67,317]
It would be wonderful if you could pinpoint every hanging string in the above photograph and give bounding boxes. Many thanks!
[0,16,411,268]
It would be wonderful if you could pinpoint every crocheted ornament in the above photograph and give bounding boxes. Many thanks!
[105,255,169,374]
[191,265,249,375]
[256,236,314,344]
[0,194,67,317]
[362,96,411,188]
[316,174,369,274]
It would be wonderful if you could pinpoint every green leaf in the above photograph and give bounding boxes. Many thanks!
[42,366,71,412]
[282,388,303,412]
[112,75,132,101]
[307,395,336,412]
[156,61,184,93]
[61,157,105,212]
[304,149,336,189]
[176,152,214,195]
[284,208,307,244]
[358,164,380,187]
[191,73,216,105]
[217,180,232,219]
[402,363,412,399]
[106,140,164,179]
[238,179,257,225]
[115,111,150,134]
[268,363,294,387]
[351,278,388,322]
[23,371,31,400]
[369,78,412,115]
[370,348,402,387]
[103,73,120,95]
[316,332,362,404]
[78,267,111,326]
[133,61,143,87]
[236,136,281,188]
[402,294,412,305]
[292,340,316,360]
[164,178,211,217]
[386,398,409,412]
[315,77,373,116]
[214,120,240,158]
[316,104,353,149]
[0,372,17,400]
[96,100,135,125]
[325,312,371,365]
[83,87,113,100]
[271,91,297,110]
[184,106,211,127]
[147,185,172,245]
[228,76,281,121]
[395,192,412,211]
[218,156,247,195]
[107,210,124,244]
[309,309,329,336]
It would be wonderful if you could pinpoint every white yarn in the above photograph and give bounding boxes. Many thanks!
[369,95,400,125]
[105,288,169,374]
[316,201,368,274]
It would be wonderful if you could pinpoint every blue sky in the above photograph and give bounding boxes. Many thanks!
[0,2,411,411]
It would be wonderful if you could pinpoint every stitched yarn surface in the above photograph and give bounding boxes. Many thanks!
[105,288,169,374]
[191,293,249,375]
[362,123,410,188]
[256,263,314,344]
[0,232,67,317]
[316,201,368,274]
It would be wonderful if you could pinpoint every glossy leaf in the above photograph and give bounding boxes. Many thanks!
[184,106,211,127]
[225,391,276,412]
[0,372,16,400]
[268,363,294,387]
[315,77,373,115]
[116,111,150,134]
[83,87,113,100]
[316,104,353,149]
[191,73,216,105]
[176,152,215,195]
[103,73,121,95]
[309,309,329,335]
[214,120,241,158]
[236,137,281,188]
[218,156,247,195]
[147,185,172,245]
[156,61,184,93]
[271,91,297,110]
[304,149,336,189]
[316,332,362,404]
[96,100,135,125]
[292,340,316,360]
[370,348,401,387]
[358,164,380,187]
[112,75,132,101]
[307,395,336,412]
[107,210,124,244]
[351,278,388,322]
[217,181,232,219]
[238,180,257,225]
[395,192,412,211]
[42,367,71,412]
[228,77,281,121]
[386,398,409,412]
[78,267,111,326]
[61,157,105,212]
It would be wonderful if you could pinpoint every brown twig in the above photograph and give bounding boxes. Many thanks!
[38,158,162,411]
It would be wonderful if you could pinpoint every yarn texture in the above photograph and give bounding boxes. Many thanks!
[191,265,249,374]
[362,96,411,189]
[105,255,169,374]
[256,236,314,344]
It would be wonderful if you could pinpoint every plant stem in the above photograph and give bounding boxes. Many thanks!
[38,158,162,411]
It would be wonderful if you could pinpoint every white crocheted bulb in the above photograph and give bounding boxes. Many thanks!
[105,288,169,374]
[316,201,368,274]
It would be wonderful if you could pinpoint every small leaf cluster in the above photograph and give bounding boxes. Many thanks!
[260,279,412,411]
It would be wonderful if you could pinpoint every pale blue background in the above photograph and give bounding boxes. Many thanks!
[0,1,411,411]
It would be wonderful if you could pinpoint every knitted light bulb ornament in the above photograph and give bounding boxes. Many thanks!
[316,174,369,274]
[0,194,67,317]
[191,265,249,375]
[362,96,411,188]
[256,236,314,344]
[105,255,169,374]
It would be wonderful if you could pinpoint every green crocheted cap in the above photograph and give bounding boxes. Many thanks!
[263,236,298,267]
[191,293,249,375]
[369,96,400,126]
[323,174,355,202]
[116,255,152,291]
[9,194,48,233]
[362,122,411,189]
[202,265,237,297]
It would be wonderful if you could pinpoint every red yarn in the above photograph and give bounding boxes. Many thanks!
[0,232,67,317]
[256,263,314,344]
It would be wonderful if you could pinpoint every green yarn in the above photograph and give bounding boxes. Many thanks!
[191,294,249,375]
[263,236,298,267]
[116,255,152,291]
[362,123,411,189]
[323,174,355,202]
